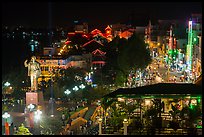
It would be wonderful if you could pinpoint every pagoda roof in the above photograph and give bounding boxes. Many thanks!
[91,29,102,34]
[82,39,104,48]
[105,25,112,30]
[92,49,106,55]
[103,83,202,99]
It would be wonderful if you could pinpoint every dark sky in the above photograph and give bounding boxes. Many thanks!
[2,2,202,29]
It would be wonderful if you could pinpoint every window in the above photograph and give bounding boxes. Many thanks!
[45,66,49,71]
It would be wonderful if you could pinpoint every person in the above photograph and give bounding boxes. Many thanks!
[24,56,41,91]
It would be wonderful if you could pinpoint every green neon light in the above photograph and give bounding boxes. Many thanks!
[197,98,201,103]
[186,20,193,71]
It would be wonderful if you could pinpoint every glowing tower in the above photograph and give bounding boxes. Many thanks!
[186,20,193,71]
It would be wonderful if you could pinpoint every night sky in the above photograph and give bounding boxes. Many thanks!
[2,2,202,29]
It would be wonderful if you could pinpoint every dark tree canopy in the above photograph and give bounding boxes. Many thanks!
[103,32,152,86]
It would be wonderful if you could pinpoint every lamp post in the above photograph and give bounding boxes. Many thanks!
[123,119,128,135]
[34,110,42,135]
[2,112,11,135]
[98,118,102,135]
[34,110,42,122]
[27,104,35,128]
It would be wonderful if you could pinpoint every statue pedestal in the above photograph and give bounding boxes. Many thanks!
[26,91,44,110]
[26,92,38,106]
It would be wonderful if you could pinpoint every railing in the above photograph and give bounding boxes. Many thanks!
[70,107,88,119]
[90,106,101,122]
[101,126,200,135]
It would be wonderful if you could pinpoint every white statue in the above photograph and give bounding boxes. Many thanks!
[24,56,41,91]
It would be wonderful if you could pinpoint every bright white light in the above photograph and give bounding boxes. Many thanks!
[27,104,35,110]
[2,112,10,119]
[79,84,85,89]
[145,99,151,106]
[191,99,197,105]
[34,110,42,121]
[73,86,79,91]
[64,89,71,95]
[85,76,88,80]
[4,82,10,87]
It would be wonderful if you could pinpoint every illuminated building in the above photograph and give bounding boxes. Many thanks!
[104,25,113,41]
[119,30,133,39]
[145,20,152,43]
[103,81,202,134]
[92,49,106,70]
[82,39,106,70]
[191,14,202,78]
[90,29,108,44]
[107,23,130,38]
[36,56,67,82]
[186,20,193,71]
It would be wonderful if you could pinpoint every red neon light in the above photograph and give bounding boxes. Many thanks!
[65,41,71,45]
[105,25,112,30]
[92,49,106,55]
[82,39,104,47]
[91,29,102,34]
[92,61,105,64]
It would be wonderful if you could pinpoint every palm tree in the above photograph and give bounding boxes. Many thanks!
[169,104,181,133]
[101,97,115,127]
[143,98,163,135]
[118,101,138,122]
[180,103,202,135]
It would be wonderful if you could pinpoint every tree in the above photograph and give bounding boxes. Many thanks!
[143,99,163,135]
[101,97,115,127]
[169,104,181,132]
[180,103,202,135]
[11,88,26,100]
[103,33,152,87]
[15,123,32,135]
[118,101,138,121]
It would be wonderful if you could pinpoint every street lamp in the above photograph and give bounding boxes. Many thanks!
[34,110,42,134]
[79,84,85,89]
[2,112,11,135]
[123,119,128,135]
[27,104,35,128]
[98,118,102,135]
[4,82,11,87]
[64,89,71,95]
[73,86,79,91]
[27,104,35,111]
